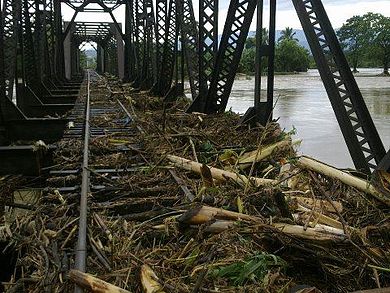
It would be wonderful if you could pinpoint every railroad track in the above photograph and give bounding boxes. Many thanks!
[43,70,145,292]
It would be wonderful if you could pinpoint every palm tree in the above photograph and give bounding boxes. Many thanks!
[278,27,299,42]
[244,28,269,49]
[261,28,269,45]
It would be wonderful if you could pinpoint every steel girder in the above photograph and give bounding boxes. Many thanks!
[0,0,69,141]
[177,0,199,99]
[20,0,63,96]
[54,0,65,80]
[153,0,167,89]
[131,0,145,87]
[0,2,4,123]
[104,36,119,75]
[21,0,40,86]
[195,0,257,114]
[292,0,386,173]
[140,0,156,89]
[1,0,29,120]
[63,0,125,11]
[2,0,19,101]
[199,0,218,94]
[155,0,178,96]
[44,0,58,78]
[187,0,218,112]
[124,0,136,81]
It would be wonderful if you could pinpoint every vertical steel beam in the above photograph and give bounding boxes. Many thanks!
[264,0,276,122]
[239,0,275,125]
[253,0,264,116]
[96,44,103,73]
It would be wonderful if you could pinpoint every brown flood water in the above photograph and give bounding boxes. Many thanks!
[223,68,390,168]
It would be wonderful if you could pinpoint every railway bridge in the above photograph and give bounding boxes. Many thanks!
[0,0,389,292]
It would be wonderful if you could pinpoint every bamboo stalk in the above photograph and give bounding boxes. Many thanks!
[297,156,390,206]
[68,270,131,293]
[179,206,347,242]
[273,223,347,242]
[238,140,291,169]
[167,155,275,187]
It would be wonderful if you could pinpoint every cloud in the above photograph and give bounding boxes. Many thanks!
[61,0,390,33]
[276,0,384,10]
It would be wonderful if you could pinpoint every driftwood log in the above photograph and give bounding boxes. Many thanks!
[167,155,275,187]
[178,205,347,242]
[297,156,390,206]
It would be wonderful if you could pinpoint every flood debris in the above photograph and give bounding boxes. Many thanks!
[0,75,389,292]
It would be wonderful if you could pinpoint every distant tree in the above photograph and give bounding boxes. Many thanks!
[240,48,257,74]
[79,51,97,70]
[80,51,88,69]
[245,28,268,49]
[245,37,256,50]
[338,13,390,75]
[337,15,370,73]
[275,39,310,72]
[369,14,390,75]
[278,27,298,42]
[240,29,269,74]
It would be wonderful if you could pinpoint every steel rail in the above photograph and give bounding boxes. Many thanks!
[74,70,91,293]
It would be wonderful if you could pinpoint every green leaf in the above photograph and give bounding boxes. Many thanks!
[212,252,287,286]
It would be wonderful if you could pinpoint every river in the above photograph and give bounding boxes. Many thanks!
[225,68,390,168]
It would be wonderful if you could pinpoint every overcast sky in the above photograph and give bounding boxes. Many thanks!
[62,0,390,40]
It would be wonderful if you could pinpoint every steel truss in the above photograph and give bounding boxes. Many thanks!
[2,0,19,101]
[190,0,257,113]
[178,0,199,99]
[292,0,386,173]
[154,0,178,96]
